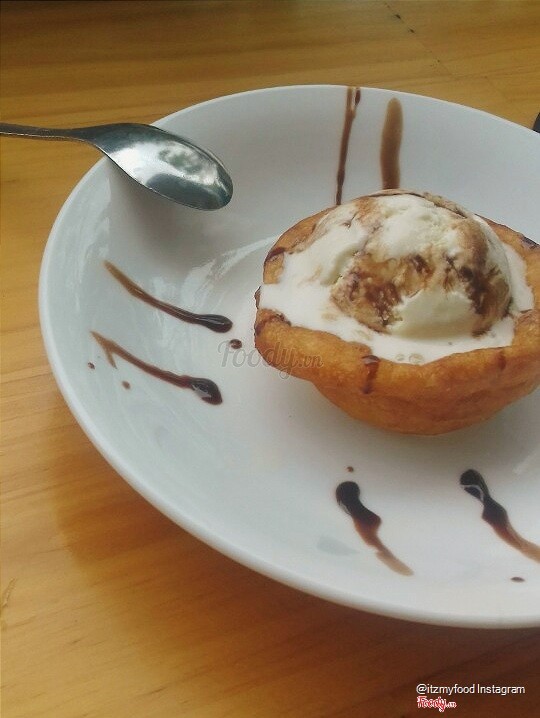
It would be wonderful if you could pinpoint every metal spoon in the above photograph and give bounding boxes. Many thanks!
[0,121,233,210]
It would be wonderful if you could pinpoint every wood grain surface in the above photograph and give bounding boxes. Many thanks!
[2,2,539,717]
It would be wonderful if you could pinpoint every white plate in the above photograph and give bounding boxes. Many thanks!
[39,86,540,627]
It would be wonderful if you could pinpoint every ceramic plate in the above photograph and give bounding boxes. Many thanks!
[39,86,540,627]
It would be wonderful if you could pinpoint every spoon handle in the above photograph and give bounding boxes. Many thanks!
[0,122,81,140]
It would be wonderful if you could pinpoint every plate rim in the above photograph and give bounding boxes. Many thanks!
[38,84,540,629]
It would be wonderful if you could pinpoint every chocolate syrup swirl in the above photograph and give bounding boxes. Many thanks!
[380,98,403,190]
[336,87,361,205]
[336,481,413,575]
[460,470,540,563]
[104,261,232,333]
[91,332,222,404]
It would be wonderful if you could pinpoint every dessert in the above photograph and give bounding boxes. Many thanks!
[254,191,540,434]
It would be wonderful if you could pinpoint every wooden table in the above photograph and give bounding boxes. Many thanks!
[2,2,539,716]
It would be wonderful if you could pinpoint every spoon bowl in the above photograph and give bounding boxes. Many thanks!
[0,121,233,210]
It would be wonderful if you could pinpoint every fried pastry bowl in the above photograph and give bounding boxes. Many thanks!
[255,198,540,435]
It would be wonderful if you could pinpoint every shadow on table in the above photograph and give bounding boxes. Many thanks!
[45,400,539,718]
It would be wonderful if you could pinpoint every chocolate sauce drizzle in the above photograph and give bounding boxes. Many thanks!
[521,235,539,250]
[362,354,380,394]
[265,245,285,263]
[460,470,540,563]
[336,87,361,205]
[380,98,403,190]
[336,481,413,575]
[229,339,242,349]
[91,332,222,404]
[104,261,232,333]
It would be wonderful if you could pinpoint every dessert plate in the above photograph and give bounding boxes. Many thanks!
[39,86,540,627]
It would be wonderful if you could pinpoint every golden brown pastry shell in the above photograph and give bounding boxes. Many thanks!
[254,208,540,435]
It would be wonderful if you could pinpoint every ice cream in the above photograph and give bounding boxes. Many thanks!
[258,191,533,364]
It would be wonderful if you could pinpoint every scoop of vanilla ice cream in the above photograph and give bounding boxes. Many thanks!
[330,192,513,337]
[258,191,533,364]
